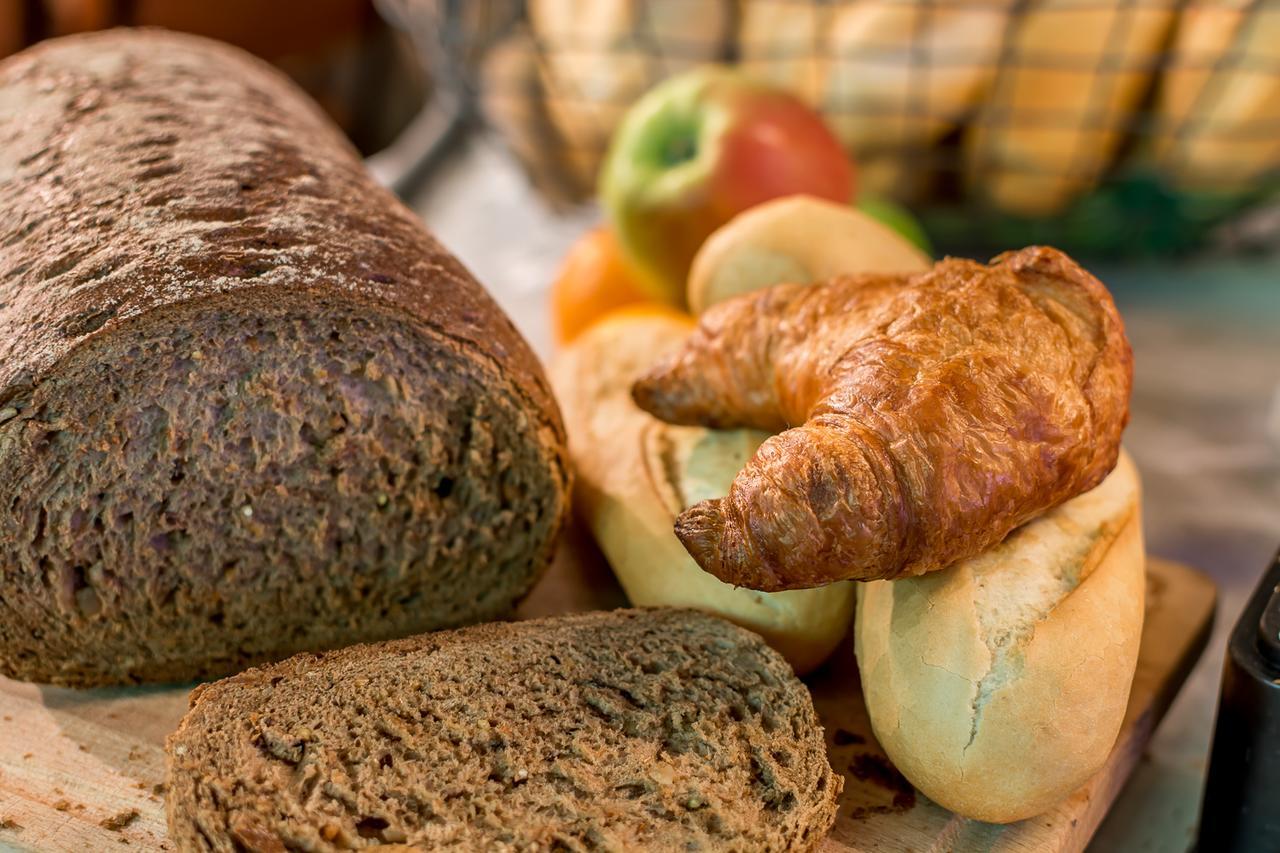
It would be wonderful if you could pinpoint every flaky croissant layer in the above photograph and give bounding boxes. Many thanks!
[632,246,1133,590]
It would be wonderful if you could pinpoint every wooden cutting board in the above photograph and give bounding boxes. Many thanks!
[0,523,1216,852]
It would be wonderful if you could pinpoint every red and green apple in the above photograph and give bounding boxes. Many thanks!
[600,67,855,304]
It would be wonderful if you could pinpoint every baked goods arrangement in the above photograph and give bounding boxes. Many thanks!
[554,207,1143,824]
[0,29,570,686]
[0,26,1160,853]
[551,306,856,675]
[547,60,1146,828]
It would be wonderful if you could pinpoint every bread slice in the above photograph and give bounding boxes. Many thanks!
[166,609,841,851]
[855,450,1144,823]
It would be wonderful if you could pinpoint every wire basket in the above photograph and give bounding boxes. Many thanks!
[3,0,427,156]
[384,0,1280,257]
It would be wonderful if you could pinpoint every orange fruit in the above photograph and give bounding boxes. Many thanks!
[551,227,656,346]
[597,301,694,329]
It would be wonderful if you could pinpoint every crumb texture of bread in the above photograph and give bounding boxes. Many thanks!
[165,609,841,852]
[0,30,569,685]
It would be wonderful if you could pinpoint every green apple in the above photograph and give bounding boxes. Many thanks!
[857,195,933,255]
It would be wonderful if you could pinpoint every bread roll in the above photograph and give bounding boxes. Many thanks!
[965,0,1177,216]
[551,308,855,674]
[530,0,732,188]
[0,31,570,686]
[855,450,1144,823]
[1149,0,1280,192]
[739,0,1013,200]
[736,0,827,110]
[826,0,1014,200]
[686,195,930,315]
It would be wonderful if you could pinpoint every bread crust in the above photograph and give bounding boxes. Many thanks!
[0,29,560,428]
[0,29,570,685]
[551,309,855,674]
[854,451,1145,823]
[685,195,930,315]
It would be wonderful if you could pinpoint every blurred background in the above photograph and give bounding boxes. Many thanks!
[6,0,1279,255]
[3,1,1276,849]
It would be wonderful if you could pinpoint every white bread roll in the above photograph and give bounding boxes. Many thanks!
[686,195,930,315]
[740,0,1012,200]
[1150,0,1280,192]
[855,450,1144,823]
[736,0,828,107]
[551,308,856,674]
[964,0,1177,216]
[530,0,731,188]
[824,0,1014,200]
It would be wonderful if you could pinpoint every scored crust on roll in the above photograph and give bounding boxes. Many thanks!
[550,307,855,674]
[0,30,570,686]
[855,450,1145,824]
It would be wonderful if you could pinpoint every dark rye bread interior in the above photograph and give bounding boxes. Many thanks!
[165,609,841,852]
[0,30,570,685]
[0,293,564,685]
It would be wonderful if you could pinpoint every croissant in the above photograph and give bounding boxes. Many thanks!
[631,246,1132,590]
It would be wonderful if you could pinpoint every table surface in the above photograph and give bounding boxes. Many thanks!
[408,135,1280,853]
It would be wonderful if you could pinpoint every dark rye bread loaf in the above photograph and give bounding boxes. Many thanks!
[0,29,570,686]
[165,609,841,852]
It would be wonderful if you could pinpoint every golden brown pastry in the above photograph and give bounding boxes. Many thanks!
[632,246,1132,590]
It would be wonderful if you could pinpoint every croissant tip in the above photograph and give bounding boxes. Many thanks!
[630,375,655,411]
[995,245,1083,277]
[675,501,791,593]
[633,366,679,418]
[673,498,720,537]
[674,499,724,558]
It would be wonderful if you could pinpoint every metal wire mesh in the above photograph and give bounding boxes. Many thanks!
[385,0,1280,255]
